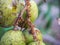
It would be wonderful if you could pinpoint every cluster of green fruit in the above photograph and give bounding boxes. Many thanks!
[0,0,45,45]
[0,0,38,27]
[0,28,45,45]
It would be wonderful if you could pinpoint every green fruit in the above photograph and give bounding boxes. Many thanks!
[0,0,17,27]
[29,0,38,22]
[28,42,38,45]
[33,28,43,41]
[17,0,38,22]
[23,28,42,44]
[23,30,34,44]
[40,41,46,45]
[0,30,26,45]
[0,26,14,40]
[28,41,45,45]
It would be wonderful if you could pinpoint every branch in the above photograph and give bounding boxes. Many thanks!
[25,0,40,42]
[14,6,27,30]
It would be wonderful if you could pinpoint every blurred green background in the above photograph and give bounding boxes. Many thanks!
[34,0,60,45]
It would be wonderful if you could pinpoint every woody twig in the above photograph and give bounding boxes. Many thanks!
[25,0,40,42]
[14,6,27,30]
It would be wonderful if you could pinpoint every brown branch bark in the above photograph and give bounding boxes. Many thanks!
[25,0,40,42]
[14,6,27,30]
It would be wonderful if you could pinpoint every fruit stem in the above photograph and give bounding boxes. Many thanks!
[14,6,27,30]
[25,0,40,42]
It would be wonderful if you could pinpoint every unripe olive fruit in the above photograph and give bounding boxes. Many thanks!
[23,28,42,44]
[0,30,26,45]
[28,41,45,45]
[0,0,17,27]
[23,30,34,44]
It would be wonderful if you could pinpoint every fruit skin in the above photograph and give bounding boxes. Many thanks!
[17,0,38,23]
[0,26,14,40]
[40,41,46,45]
[23,28,42,44]
[28,41,45,45]
[23,30,34,44]
[0,0,17,27]
[28,42,38,45]
[33,28,43,41]
[0,30,26,45]
[29,0,38,22]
